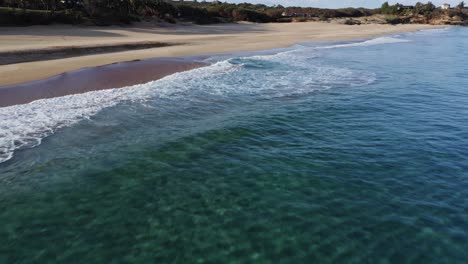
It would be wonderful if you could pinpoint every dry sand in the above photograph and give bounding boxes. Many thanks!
[0,22,440,87]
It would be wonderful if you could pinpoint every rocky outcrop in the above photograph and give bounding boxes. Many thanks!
[343,18,362,25]
[429,14,468,25]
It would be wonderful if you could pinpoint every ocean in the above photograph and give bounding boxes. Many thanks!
[0,27,467,263]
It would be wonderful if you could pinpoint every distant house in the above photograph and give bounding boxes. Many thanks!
[441,3,451,9]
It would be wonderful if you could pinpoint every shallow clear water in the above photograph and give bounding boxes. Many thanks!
[1,27,467,263]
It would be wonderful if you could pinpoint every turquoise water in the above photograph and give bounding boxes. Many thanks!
[1,27,468,263]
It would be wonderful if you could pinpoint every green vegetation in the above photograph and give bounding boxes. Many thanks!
[0,0,376,25]
[0,6,83,25]
[0,0,466,26]
[379,1,467,24]
[380,2,401,14]
[385,15,406,24]
[380,1,436,16]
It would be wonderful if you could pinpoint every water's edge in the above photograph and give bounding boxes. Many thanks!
[0,27,444,108]
[0,57,206,108]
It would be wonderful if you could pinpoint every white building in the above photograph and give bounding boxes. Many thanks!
[441,3,451,9]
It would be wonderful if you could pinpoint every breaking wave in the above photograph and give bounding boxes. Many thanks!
[317,36,410,49]
[0,35,394,164]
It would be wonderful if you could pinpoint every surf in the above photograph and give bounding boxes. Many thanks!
[0,33,416,164]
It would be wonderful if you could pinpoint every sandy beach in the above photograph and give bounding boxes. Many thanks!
[0,22,440,87]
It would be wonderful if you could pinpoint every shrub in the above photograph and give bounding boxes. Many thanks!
[385,15,409,24]
[318,15,328,21]
[276,17,293,23]
[292,17,307,22]
[0,7,82,25]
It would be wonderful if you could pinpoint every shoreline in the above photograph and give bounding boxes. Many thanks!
[0,23,442,88]
[0,23,444,107]
[0,58,205,107]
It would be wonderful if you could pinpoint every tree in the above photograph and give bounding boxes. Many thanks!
[414,1,435,15]
[380,1,398,14]
[457,1,465,9]
[381,1,390,12]
[426,1,436,12]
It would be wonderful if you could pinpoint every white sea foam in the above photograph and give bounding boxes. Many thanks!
[317,36,410,49]
[0,89,122,163]
[244,36,409,62]
[0,41,380,164]
[0,60,239,163]
[410,27,451,36]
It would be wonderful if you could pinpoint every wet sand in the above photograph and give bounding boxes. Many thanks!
[0,58,204,107]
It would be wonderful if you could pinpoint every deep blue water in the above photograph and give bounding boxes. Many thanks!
[0,27,467,263]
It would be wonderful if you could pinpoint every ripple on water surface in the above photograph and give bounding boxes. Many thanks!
[0,28,468,263]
